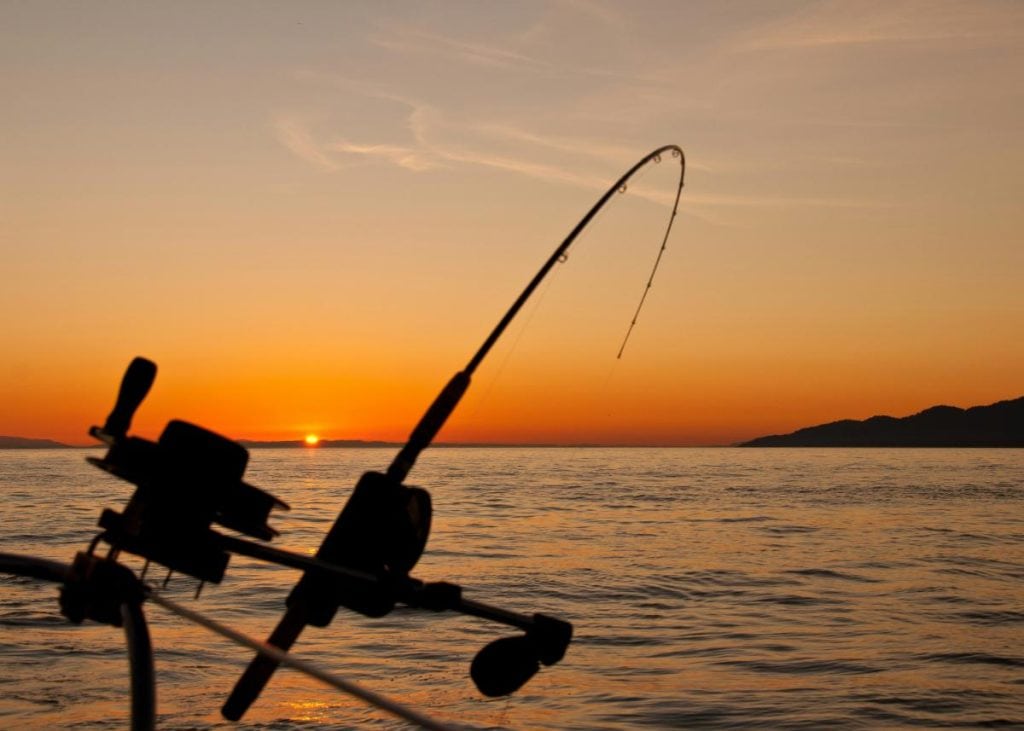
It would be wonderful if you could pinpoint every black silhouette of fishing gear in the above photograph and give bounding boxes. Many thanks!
[0,145,684,730]
[87,358,287,585]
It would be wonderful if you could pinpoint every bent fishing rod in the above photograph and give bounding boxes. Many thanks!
[224,144,686,720]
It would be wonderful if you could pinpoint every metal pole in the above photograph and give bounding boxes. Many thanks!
[121,601,156,731]
[0,552,155,731]
[0,552,70,583]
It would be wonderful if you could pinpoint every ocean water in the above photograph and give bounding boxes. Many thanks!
[0,447,1022,730]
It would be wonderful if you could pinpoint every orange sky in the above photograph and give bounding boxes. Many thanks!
[2,2,1022,446]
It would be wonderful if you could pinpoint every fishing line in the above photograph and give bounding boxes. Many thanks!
[592,157,681,431]
[617,152,682,359]
[147,589,461,731]
[462,264,560,426]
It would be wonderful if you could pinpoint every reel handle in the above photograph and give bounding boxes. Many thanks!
[97,357,157,440]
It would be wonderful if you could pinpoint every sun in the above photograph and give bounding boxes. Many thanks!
[304,434,320,446]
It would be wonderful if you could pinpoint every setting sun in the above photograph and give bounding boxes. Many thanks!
[304,434,320,446]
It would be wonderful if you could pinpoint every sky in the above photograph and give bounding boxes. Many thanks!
[2,0,1022,446]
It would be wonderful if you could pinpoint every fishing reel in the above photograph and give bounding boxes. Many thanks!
[86,357,288,583]
[287,470,431,621]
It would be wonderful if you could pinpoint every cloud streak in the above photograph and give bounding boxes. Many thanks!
[369,28,556,74]
[326,140,436,172]
[276,108,879,218]
[275,2,940,221]
[736,0,1023,51]
[368,20,664,86]
[273,118,341,172]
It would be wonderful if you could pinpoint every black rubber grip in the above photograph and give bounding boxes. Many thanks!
[103,357,157,438]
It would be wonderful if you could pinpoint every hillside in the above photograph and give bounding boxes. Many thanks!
[740,397,1024,447]
[0,436,69,449]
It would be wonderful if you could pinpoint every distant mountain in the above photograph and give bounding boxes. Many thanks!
[0,435,69,449]
[740,397,1024,447]
[0,436,618,451]
[239,439,399,449]
[238,440,586,448]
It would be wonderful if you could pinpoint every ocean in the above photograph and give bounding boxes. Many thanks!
[0,447,1021,729]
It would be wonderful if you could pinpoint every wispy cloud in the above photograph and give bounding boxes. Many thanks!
[326,140,436,172]
[276,1,926,224]
[431,143,612,191]
[369,20,663,86]
[275,71,703,184]
[737,0,1023,51]
[273,77,883,221]
[275,106,877,219]
[685,193,891,209]
[472,124,715,175]
[273,103,613,192]
[369,28,557,74]
[554,0,626,31]
[472,123,647,165]
[273,118,341,171]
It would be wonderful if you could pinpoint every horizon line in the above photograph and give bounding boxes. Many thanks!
[0,436,737,449]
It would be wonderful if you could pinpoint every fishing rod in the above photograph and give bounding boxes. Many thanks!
[0,145,685,729]
[224,144,686,719]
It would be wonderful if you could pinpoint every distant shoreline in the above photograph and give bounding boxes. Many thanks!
[0,440,725,450]
[3,442,1023,450]
[3,435,703,449]
[6,393,1022,450]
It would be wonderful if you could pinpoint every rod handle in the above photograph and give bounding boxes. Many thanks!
[221,605,307,720]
